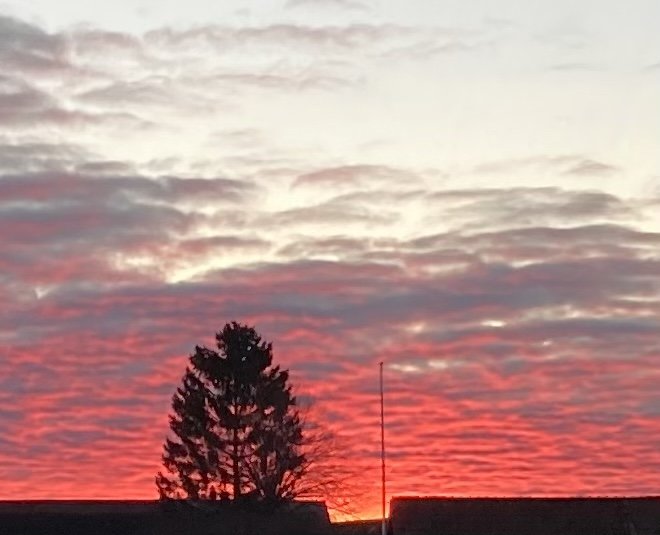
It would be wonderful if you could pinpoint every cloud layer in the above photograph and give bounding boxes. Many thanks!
[1,11,659,520]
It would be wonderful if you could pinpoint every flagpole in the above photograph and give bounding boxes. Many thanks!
[380,361,386,535]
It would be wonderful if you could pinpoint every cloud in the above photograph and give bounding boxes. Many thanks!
[0,15,70,73]
[77,79,179,107]
[286,0,370,11]
[424,187,634,231]
[0,75,150,131]
[276,235,373,259]
[0,171,253,206]
[2,210,660,508]
[2,145,658,515]
[0,75,86,127]
[473,155,617,177]
[292,164,421,189]
[563,159,619,176]
[0,170,257,289]
[1,10,659,520]
[144,23,410,51]
[0,14,438,142]
[263,201,397,229]
[0,141,90,173]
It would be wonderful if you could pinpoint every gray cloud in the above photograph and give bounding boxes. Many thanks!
[0,75,149,130]
[0,171,254,206]
[0,76,84,127]
[0,141,90,173]
[564,159,619,176]
[263,199,397,228]
[0,170,258,290]
[0,15,69,73]
[425,187,634,230]
[292,164,421,189]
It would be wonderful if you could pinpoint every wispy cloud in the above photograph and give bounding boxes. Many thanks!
[286,0,370,11]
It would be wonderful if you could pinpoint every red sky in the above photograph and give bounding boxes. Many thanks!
[1,3,660,522]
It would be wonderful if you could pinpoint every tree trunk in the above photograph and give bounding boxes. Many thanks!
[233,427,241,498]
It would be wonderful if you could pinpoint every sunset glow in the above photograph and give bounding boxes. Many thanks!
[1,0,659,521]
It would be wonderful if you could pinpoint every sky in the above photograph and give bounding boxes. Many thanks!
[1,0,659,521]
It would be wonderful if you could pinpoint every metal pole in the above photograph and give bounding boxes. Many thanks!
[380,362,386,535]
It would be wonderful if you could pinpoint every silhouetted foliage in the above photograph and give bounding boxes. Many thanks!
[156,322,305,503]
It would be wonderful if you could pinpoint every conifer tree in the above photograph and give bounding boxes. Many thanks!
[156,322,305,502]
